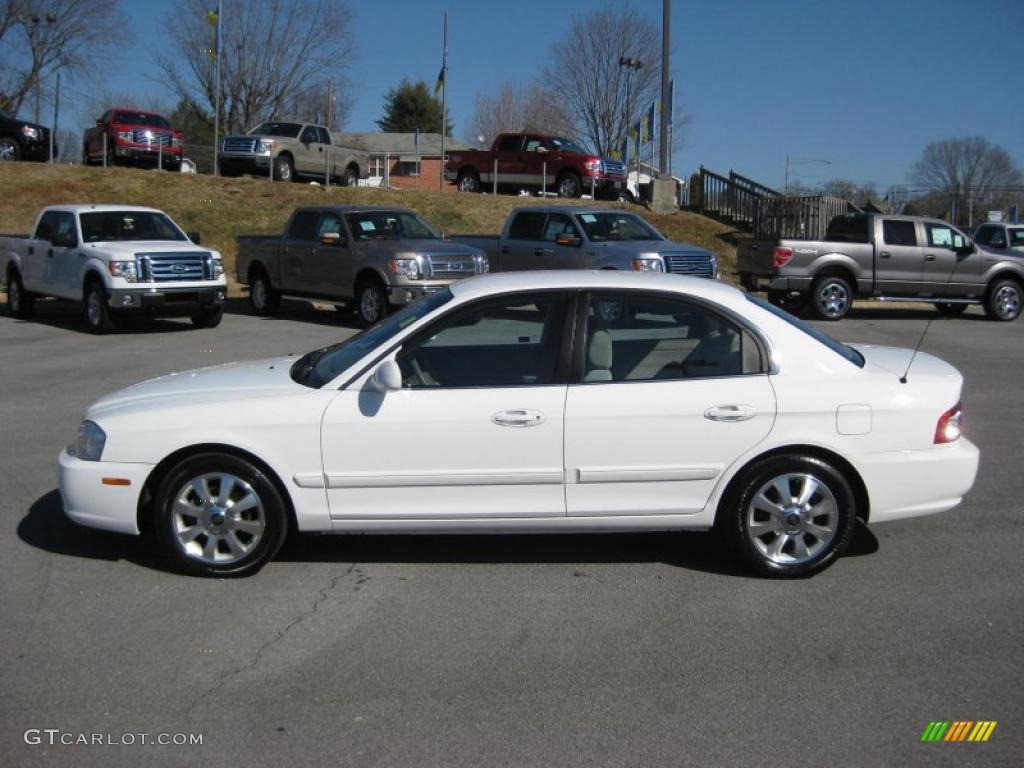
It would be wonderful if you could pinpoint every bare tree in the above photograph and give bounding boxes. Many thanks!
[467,81,574,146]
[0,0,129,117]
[160,0,357,134]
[541,4,662,156]
[910,137,1023,224]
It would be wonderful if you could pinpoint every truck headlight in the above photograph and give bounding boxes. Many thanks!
[387,258,422,279]
[211,257,224,278]
[476,254,489,273]
[21,125,40,140]
[631,257,664,272]
[710,255,719,279]
[69,420,106,462]
[117,130,133,142]
[257,139,275,154]
[172,136,183,147]
[107,260,138,282]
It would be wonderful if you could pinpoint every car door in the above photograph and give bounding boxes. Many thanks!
[564,291,776,517]
[875,218,925,293]
[320,291,572,521]
[301,211,351,297]
[25,211,59,292]
[279,209,321,292]
[921,221,975,294]
[495,135,526,185]
[499,211,546,270]
[521,135,548,189]
[294,125,321,175]
[47,211,82,299]
[535,212,584,269]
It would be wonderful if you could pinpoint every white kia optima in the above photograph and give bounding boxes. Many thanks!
[59,271,979,578]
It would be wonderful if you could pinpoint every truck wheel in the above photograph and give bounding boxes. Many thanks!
[249,271,280,316]
[0,137,21,161]
[809,275,852,320]
[984,278,1022,321]
[7,270,35,318]
[273,154,293,182]
[191,305,224,328]
[84,281,117,333]
[934,302,968,317]
[341,167,358,187]
[557,172,582,199]
[457,169,480,193]
[355,278,388,327]
[768,290,808,316]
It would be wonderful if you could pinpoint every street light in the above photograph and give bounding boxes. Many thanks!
[28,12,57,125]
[618,56,643,174]
[784,155,831,193]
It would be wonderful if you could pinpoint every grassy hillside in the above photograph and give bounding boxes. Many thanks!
[0,163,740,292]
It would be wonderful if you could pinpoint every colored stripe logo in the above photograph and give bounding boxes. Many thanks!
[921,721,997,742]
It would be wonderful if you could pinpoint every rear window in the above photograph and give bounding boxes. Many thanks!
[825,215,870,244]
[746,294,864,368]
[882,220,917,246]
[497,135,523,152]
[508,212,546,240]
[287,210,321,241]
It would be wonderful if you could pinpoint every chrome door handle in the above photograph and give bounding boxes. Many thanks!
[492,409,545,427]
[879,251,891,259]
[924,254,936,261]
[704,404,756,422]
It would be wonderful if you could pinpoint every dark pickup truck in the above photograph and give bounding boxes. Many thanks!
[737,213,1024,321]
[236,205,488,326]
[444,133,626,199]
[0,108,50,162]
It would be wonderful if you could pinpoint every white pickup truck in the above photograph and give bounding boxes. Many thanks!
[1,205,227,332]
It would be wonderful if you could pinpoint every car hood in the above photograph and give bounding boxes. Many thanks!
[86,356,302,419]
[849,344,961,380]
[80,241,213,257]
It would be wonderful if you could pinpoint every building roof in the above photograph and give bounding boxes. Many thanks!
[333,132,472,157]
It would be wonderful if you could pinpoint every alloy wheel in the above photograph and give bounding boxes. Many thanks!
[745,472,839,566]
[170,473,266,565]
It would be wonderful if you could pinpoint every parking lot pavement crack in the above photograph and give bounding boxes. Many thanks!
[186,562,358,715]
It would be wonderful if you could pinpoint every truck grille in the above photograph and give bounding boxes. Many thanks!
[601,160,626,177]
[131,129,173,147]
[663,252,714,278]
[138,252,210,282]
[223,137,258,153]
[426,254,479,279]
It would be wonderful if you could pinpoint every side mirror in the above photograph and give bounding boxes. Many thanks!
[187,231,201,244]
[53,232,77,248]
[320,232,346,247]
[370,360,403,392]
[955,240,974,256]
[535,145,550,154]
[555,233,581,247]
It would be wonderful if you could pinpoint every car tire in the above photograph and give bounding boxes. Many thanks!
[934,302,968,317]
[809,275,853,320]
[249,270,280,316]
[191,305,224,329]
[355,277,388,327]
[7,270,35,318]
[983,278,1022,321]
[720,454,857,578]
[768,290,809,316]
[457,169,480,193]
[83,281,117,333]
[273,154,294,182]
[153,452,288,577]
[341,167,358,187]
[557,172,582,199]
[0,137,21,161]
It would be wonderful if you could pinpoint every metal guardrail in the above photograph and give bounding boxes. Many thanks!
[753,195,854,240]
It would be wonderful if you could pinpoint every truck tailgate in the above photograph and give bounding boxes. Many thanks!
[736,240,779,276]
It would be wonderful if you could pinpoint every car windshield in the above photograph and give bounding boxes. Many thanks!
[114,112,170,128]
[746,294,864,367]
[345,211,440,241]
[249,122,302,138]
[292,289,454,388]
[549,137,587,154]
[574,212,663,242]
[80,211,188,242]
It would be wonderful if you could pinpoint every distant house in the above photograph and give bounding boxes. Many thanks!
[334,132,473,190]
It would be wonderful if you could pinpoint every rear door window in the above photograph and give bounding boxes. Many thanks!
[288,210,321,241]
[507,212,546,241]
[882,220,917,246]
[497,135,523,153]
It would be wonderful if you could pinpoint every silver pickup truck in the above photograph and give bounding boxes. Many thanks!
[218,121,367,185]
[737,213,1024,321]
[236,205,488,326]
[450,206,718,277]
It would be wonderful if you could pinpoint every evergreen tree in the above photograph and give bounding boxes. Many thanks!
[376,79,453,134]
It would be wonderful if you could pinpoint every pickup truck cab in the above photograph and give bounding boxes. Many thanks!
[444,133,627,199]
[737,213,1024,321]
[2,205,227,332]
[218,121,367,185]
[451,206,718,278]
[82,108,183,170]
[973,222,1024,254]
[236,205,488,326]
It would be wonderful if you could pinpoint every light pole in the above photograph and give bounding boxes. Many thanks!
[784,155,831,193]
[618,56,643,173]
[28,12,57,125]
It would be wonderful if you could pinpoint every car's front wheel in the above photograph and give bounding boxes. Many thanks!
[191,305,224,328]
[154,453,288,577]
[355,277,388,327]
[984,278,1022,321]
[720,455,856,578]
[84,281,117,333]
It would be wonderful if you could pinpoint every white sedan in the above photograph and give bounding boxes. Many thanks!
[59,271,979,578]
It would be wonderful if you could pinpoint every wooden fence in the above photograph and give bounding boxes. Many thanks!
[753,195,856,240]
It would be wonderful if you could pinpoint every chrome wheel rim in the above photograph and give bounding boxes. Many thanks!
[559,176,579,197]
[994,285,1020,319]
[360,288,381,323]
[171,473,265,565]
[817,282,849,317]
[252,278,266,309]
[0,139,17,161]
[86,291,103,326]
[278,161,291,181]
[746,473,838,565]
[9,279,20,311]
[458,175,476,192]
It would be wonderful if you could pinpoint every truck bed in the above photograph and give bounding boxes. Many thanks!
[235,235,282,284]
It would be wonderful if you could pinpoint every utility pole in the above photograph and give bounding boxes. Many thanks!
[658,0,670,176]
[438,11,448,192]
[209,2,223,176]
[51,68,60,162]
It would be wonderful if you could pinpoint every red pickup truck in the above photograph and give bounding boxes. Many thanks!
[444,133,626,199]
[82,108,183,171]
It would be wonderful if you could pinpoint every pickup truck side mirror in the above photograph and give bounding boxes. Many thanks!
[370,360,403,392]
[955,241,974,256]
[187,231,201,245]
[535,145,550,154]
[555,233,581,247]
[53,231,77,248]
[320,232,347,247]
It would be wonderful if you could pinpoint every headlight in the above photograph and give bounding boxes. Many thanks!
[387,257,422,280]
[107,260,138,282]
[117,130,133,142]
[584,158,601,171]
[710,255,719,279]
[211,258,224,278]
[631,257,664,272]
[257,139,275,153]
[172,136,182,147]
[69,421,106,462]
[21,125,39,140]
[476,254,489,273]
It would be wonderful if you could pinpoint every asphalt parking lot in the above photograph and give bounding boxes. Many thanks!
[1,297,1021,767]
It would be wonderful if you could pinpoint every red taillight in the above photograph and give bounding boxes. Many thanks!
[772,247,793,267]
[934,401,963,444]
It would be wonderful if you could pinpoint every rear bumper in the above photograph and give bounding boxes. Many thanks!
[739,272,812,292]
[109,285,226,312]
[58,450,152,535]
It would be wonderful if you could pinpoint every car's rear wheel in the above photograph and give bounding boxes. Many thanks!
[557,172,582,199]
[809,275,852,320]
[84,281,117,333]
[934,302,968,317]
[457,169,480,193]
[721,455,856,578]
[7,270,35,318]
[984,279,1022,321]
[154,453,287,577]
[341,166,358,187]
[249,270,280,316]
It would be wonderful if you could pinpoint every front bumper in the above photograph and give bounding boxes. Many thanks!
[58,450,153,535]
[739,272,813,292]
[219,154,271,173]
[387,283,450,306]
[20,137,50,162]
[108,285,226,312]
[114,145,182,164]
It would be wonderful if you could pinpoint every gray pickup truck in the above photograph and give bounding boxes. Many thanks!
[973,221,1024,254]
[737,213,1024,321]
[236,205,488,325]
[450,206,718,278]
[218,121,367,185]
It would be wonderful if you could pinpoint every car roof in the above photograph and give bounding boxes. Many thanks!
[509,206,632,216]
[46,204,166,215]
[295,205,414,215]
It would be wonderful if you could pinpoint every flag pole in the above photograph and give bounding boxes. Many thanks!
[439,11,448,192]
[212,0,222,176]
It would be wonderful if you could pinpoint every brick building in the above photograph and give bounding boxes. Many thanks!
[335,132,473,190]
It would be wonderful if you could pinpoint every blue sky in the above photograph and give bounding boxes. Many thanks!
[53,0,1023,191]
